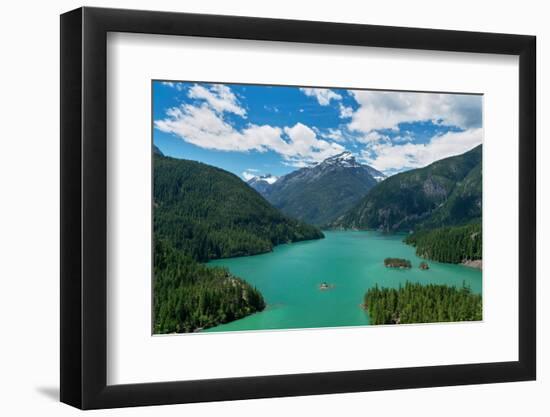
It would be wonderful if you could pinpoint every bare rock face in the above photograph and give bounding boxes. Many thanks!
[422,177,448,198]
[334,145,482,231]
[462,259,482,270]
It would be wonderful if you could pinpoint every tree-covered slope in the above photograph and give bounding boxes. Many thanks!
[364,282,482,325]
[154,154,324,262]
[404,223,482,264]
[265,152,384,226]
[154,238,265,333]
[153,154,324,333]
[334,145,482,231]
[246,174,278,195]
[420,160,482,229]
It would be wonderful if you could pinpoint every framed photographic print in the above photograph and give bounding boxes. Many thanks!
[60,7,536,409]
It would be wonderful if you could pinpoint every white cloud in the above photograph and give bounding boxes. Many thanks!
[155,103,344,167]
[392,131,415,143]
[241,170,257,181]
[356,131,390,144]
[161,81,184,91]
[155,104,280,152]
[348,91,482,132]
[339,103,354,118]
[360,128,483,173]
[300,88,342,106]
[318,128,346,142]
[282,123,345,165]
[155,83,347,167]
[188,84,247,117]
[264,105,280,113]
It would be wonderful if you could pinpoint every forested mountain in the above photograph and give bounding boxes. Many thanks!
[404,223,482,264]
[257,151,385,226]
[334,145,482,231]
[420,160,482,229]
[154,154,324,261]
[364,282,482,325]
[153,153,324,333]
[154,238,265,333]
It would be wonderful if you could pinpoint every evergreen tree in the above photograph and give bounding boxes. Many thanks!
[154,238,266,334]
[364,282,482,325]
[153,154,325,334]
[404,223,482,264]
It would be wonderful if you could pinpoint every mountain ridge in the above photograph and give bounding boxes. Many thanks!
[249,151,386,226]
[246,174,279,195]
[154,153,324,261]
[333,145,482,231]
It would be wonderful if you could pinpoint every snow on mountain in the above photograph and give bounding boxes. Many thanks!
[319,151,362,168]
[259,151,386,225]
[314,151,386,182]
[246,151,387,225]
[248,174,279,185]
[262,175,279,185]
[247,174,279,194]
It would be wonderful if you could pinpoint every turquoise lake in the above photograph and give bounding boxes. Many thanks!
[206,230,482,332]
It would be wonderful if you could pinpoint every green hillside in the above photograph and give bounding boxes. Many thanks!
[154,154,324,262]
[262,152,382,226]
[364,282,482,325]
[404,223,482,264]
[268,166,379,226]
[420,160,482,229]
[154,238,265,333]
[153,154,324,333]
[335,145,482,231]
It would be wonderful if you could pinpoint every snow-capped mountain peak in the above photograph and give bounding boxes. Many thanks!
[320,151,361,168]
[314,151,387,181]
[247,151,387,224]
[246,174,279,195]
[248,174,278,185]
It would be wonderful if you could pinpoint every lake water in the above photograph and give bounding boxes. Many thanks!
[206,230,482,332]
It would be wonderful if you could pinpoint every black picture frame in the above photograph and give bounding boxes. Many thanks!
[60,6,536,410]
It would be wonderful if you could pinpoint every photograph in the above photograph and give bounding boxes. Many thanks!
[152,81,483,334]
[0,0,542,413]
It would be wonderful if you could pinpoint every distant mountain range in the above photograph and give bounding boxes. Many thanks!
[247,151,385,226]
[246,174,279,195]
[153,144,164,156]
[333,145,482,231]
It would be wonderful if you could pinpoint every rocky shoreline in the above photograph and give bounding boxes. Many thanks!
[461,259,482,270]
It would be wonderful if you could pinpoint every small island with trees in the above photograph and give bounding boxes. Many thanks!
[384,258,412,269]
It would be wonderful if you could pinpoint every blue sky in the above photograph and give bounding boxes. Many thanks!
[153,81,482,179]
